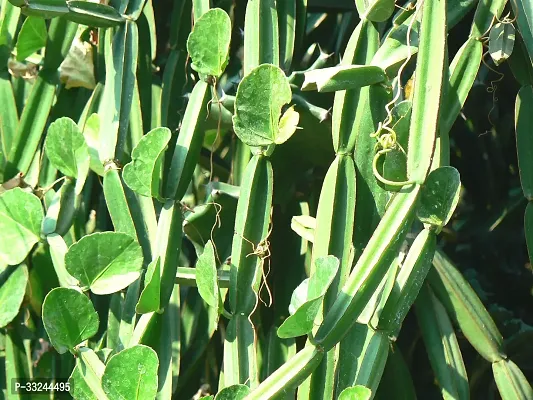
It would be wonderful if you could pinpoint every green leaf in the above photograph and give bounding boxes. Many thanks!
[416,167,461,229]
[338,385,372,400]
[122,127,171,199]
[276,105,300,145]
[0,188,43,265]
[15,16,47,61]
[277,256,340,338]
[65,232,144,295]
[301,65,385,92]
[215,384,251,400]
[356,0,395,22]
[186,8,232,78]
[489,22,516,66]
[66,1,125,28]
[45,117,90,192]
[196,240,219,310]
[42,287,99,354]
[102,345,159,400]
[0,265,28,328]
[233,64,292,147]
[135,257,161,314]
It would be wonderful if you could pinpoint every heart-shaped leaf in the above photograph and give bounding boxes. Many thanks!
[233,64,292,147]
[214,384,250,400]
[489,22,515,66]
[417,166,461,230]
[15,16,47,61]
[45,117,90,193]
[102,345,158,400]
[0,188,43,265]
[122,127,171,199]
[65,232,143,295]
[42,288,99,354]
[187,8,232,78]
[135,257,161,314]
[196,241,219,310]
[277,255,339,338]
[0,265,28,328]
